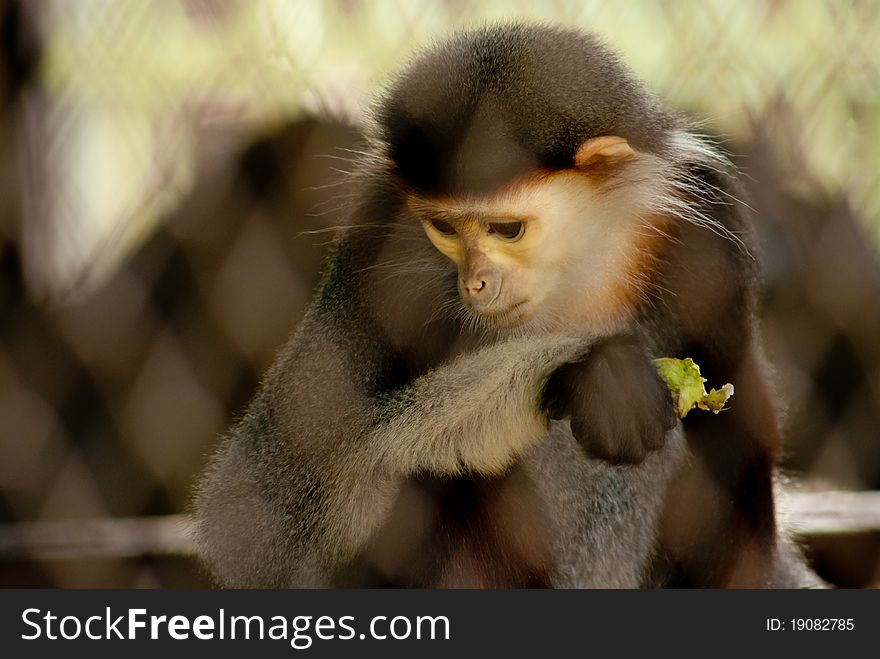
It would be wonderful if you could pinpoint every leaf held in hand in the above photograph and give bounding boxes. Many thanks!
[653,357,734,419]
[699,383,735,414]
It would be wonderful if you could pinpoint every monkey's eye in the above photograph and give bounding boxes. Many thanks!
[429,218,457,236]
[488,221,524,241]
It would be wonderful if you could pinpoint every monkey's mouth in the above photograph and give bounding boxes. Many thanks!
[467,300,530,328]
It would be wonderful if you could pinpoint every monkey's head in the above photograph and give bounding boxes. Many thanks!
[377,24,707,334]
[406,136,667,333]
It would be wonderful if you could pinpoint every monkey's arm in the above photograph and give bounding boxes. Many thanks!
[365,333,593,476]
[193,306,594,587]
[544,334,677,464]
[648,187,784,587]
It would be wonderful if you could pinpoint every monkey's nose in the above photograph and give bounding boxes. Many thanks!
[460,271,499,303]
[465,279,486,294]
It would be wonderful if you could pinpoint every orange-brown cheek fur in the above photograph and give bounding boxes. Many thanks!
[545,213,673,332]
[606,214,675,319]
[408,169,673,332]
[511,170,671,330]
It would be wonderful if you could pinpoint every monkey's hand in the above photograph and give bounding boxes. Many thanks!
[544,335,677,464]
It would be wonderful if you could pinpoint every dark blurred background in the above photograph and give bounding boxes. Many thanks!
[0,0,878,588]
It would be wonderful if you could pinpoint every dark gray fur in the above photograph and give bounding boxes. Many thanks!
[193,24,820,588]
[379,23,676,196]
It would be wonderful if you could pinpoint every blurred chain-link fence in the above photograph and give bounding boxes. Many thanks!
[1,0,879,587]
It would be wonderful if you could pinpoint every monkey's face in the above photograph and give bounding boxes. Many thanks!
[411,155,665,334]
[415,202,537,328]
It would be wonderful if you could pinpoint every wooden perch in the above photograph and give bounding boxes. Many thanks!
[782,490,880,536]
[0,514,193,560]
[0,490,878,560]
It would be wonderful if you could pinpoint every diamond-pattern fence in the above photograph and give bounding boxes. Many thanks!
[0,0,879,587]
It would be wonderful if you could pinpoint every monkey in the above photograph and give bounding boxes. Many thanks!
[193,23,820,588]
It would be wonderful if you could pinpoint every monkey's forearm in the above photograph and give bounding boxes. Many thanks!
[363,334,594,476]
[195,322,595,580]
[317,333,596,568]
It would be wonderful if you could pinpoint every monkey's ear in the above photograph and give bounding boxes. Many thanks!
[574,136,635,170]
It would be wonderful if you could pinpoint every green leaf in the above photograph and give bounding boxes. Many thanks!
[698,383,735,414]
[653,357,734,419]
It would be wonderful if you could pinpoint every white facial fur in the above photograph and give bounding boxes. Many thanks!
[414,157,672,337]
